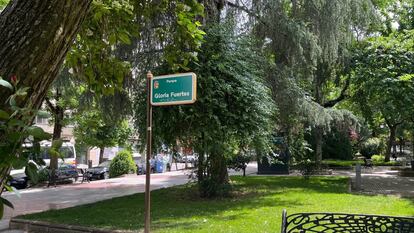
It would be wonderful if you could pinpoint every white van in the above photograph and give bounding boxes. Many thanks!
[40,141,77,166]
[9,141,77,189]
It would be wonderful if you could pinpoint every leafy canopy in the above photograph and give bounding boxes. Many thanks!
[351,30,414,125]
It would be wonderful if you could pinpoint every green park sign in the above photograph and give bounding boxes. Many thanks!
[151,72,197,106]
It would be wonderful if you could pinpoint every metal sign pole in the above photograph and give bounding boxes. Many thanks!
[144,71,153,233]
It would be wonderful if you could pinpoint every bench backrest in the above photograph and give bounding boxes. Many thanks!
[281,210,414,233]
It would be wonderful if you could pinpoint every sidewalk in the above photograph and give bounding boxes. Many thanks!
[235,162,414,197]
[346,167,414,197]
[0,169,191,232]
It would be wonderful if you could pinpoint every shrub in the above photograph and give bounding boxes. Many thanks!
[322,129,353,160]
[297,159,317,179]
[370,155,401,166]
[371,154,385,163]
[109,150,136,178]
[360,138,383,158]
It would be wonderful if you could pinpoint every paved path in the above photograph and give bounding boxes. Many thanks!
[234,162,414,197]
[0,170,191,232]
[335,167,414,197]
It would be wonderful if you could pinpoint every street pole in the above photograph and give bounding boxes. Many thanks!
[144,71,153,233]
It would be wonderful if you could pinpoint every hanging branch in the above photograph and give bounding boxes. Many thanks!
[225,0,269,27]
[44,97,57,114]
[323,76,351,108]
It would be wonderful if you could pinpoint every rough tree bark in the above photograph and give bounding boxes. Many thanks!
[385,125,397,162]
[0,0,92,193]
[99,146,105,164]
[384,119,403,162]
[45,93,64,172]
[313,67,325,167]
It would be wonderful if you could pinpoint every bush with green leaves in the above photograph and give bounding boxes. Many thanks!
[371,154,384,163]
[370,154,400,166]
[360,138,383,158]
[322,128,353,160]
[109,150,136,178]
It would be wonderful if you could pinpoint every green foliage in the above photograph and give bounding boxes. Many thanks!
[360,138,383,158]
[370,154,400,166]
[32,167,49,185]
[0,0,8,10]
[0,76,50,218]
[163,1,205,71]
[132,0,205,71]
[227,150,253,175]
[0,196,13,217]
[373,0,414,34]
[305,126,355,160]
[66,0,135,95]
[322,128,354,160]
[109,150,136,178]
[134,23,274,196]
[322,160,362,168]
[74,110,131,150]
[352,30,414,126]
[254,0,376,164]
[371,154,385,163]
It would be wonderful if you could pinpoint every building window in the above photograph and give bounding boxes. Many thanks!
[36,116,49,125]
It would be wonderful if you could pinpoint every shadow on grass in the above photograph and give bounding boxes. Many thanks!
[18,176,369,232]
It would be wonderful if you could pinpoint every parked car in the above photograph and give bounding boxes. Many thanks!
[9,162,79,189]
[9,160,39,189]
[87,161,110,180]
[9,172,29,189]
[57,163,79,179]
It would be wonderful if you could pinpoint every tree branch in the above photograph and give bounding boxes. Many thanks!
[225,1,268,27]
[44,97,57,113]
[323,76,351,108]
[384,117,404,128]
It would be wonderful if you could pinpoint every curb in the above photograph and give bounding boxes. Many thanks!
[9,219,137,233]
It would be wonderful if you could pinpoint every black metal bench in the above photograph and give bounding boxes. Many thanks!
[281,210,414,233]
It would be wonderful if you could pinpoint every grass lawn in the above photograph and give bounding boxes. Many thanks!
[322,159,361,167]
[20,176,414,233]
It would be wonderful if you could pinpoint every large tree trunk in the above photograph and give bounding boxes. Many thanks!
[385,125,397,162]
[99,146,105,164]
[313,67,324,167]
[49,103,64,187]
[0,0,91,193]
[210,152,229,185]
[314,127,323,166]
[46,90,64,172]
[0,0,91,109]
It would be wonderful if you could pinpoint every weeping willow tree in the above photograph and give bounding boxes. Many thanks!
[227,0,378,164]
